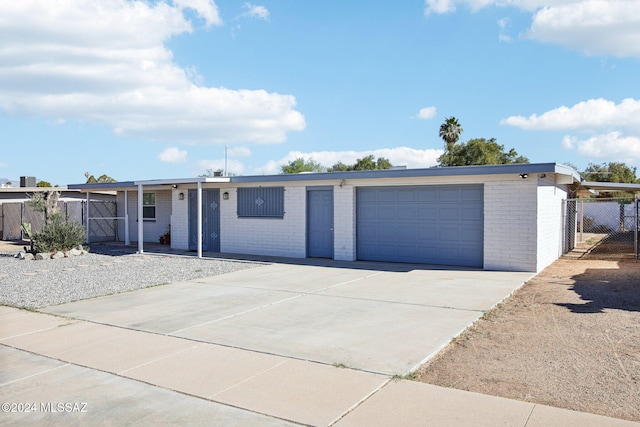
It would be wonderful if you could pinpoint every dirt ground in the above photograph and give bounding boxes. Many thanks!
[416,255,640,422]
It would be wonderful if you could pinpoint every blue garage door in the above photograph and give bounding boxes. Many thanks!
[356,185,483,267]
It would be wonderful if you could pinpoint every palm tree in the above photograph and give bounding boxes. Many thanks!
[439,116,463,154]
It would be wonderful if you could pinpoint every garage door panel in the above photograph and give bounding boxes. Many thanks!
[438,227,460,241]
[376,190,397,203]
[461,227,483,243]
[397,189,417,202]
[396,226,418,241]
[398,207,417,220]
[439,189,461,202]
[417,226,438,240]
[417,189,438,202]
[439,207,461,221]
[418,208,438,221]
[357,185,483,267]
[462,207,483,221]
[462,188,482,201]
[377,207,397,220]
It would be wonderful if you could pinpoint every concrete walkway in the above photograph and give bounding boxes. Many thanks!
[1,261,638,426]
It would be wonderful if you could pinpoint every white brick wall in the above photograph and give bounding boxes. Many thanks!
[334,184,356,261]
[171,188,189,250]
[536,175,568,272]
[484,178,538,271]
[221,185,307,258]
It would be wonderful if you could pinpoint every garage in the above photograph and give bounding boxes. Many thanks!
[356,185,484,267]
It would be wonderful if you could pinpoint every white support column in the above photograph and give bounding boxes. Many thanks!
[85,192,90,244]
[197,182,203,258]
[137,184,144,254]
[124,190,130,246]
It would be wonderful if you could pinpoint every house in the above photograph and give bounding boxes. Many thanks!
[68,163,586,272]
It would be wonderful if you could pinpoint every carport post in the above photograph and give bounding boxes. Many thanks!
[197,182,203,258]
[635,196,638,260]
[137,184,144,254]
[85,192,90,244]
[124,190,130,246]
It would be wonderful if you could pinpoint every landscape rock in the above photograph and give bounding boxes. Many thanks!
[35,253,50,260]
[69,248,82,256]
[52,251,65,259]
[16,252,35,261]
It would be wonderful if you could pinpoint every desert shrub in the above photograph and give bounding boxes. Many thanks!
[32,214,86,253]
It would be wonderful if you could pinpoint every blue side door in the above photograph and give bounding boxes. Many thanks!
[307,188,334,258]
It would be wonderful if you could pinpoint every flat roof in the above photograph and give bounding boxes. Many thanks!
[580,181,640,194]
[67,163,582,191]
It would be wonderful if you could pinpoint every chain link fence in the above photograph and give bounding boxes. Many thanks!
[1,200,117,242]
[565,197,639,260]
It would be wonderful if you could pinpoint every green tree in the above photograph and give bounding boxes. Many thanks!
[327,155,392,172]
[439,116,463,154]
[36,180,52,187]
[280,158,325,174]
[326,161,350,172]
[582,162,639,183]
[85,172,116,183]
[438,138,529,167]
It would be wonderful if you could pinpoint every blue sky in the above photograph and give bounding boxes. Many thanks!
[1,0,639,186]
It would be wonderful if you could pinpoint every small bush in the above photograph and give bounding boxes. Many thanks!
[32,214,86,253]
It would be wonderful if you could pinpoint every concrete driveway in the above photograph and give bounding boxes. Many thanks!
[41,260,533,375]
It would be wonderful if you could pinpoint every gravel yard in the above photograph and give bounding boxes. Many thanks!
[0,243,261,309]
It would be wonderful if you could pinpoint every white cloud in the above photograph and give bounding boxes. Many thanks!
[501,98,640,132]
[424,0,457,15]
[0,1,304,144]
[158,147,188,163]
[227,146,252,157]
[527,1,640,58]
[497,17,513,42]
[172,0,222,26]
[424,1,640,58]
[258,147,442,175]
[415,106,437,120]
[240,3,270,21]
[562,132,640,163]
[505,98,640,166]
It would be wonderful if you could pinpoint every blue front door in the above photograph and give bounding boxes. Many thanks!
[307,188,333,258]
[188,189,220,252]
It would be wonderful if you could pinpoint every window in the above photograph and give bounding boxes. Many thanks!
[142,193,156,220]
[237,187,284,218]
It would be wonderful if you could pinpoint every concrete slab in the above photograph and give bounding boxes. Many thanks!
[318,269,533,311]
[0,346,295,426]
[336,380,639,427]
[191,263,383,293]
[213,358,388,426]
[0,306,70,340]
[526,404,640,427]
[176,293,480,374]
[123,343,289,398]
[2,320,127,356]
[335,380,535,427]
[2,319,200,374]
[0,345,64,386]
[44,283,296,334]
